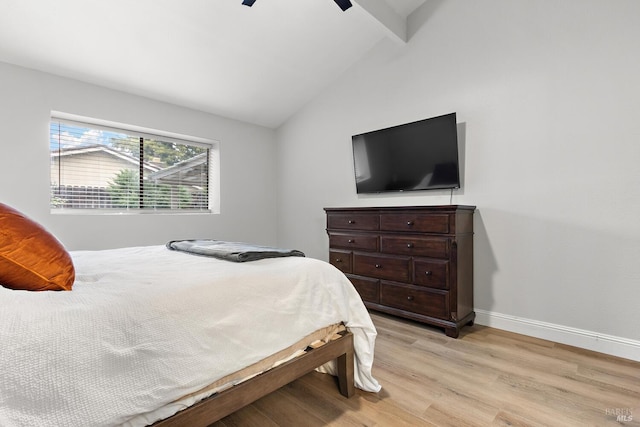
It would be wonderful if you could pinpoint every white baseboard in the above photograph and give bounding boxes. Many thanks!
[474,309,640,362]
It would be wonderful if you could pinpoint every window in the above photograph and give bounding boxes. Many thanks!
[50,113,219,213]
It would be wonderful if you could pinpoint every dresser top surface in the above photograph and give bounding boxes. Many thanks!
[324,205,476,213]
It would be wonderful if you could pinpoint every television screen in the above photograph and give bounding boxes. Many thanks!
[352,113,460,194]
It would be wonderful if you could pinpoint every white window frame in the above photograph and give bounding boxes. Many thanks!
[50,111,220,215]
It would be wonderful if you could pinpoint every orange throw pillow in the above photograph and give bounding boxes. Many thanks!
[0,203,75,291]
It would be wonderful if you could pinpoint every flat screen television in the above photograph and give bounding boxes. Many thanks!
[352,112,460,194]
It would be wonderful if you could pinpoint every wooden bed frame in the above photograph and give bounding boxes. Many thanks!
[152,330,355,426]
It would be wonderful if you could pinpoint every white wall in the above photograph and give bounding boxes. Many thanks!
[276,0,640,358]
[0,61,278,250]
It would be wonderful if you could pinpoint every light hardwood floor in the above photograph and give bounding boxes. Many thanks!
[213,312,640,426]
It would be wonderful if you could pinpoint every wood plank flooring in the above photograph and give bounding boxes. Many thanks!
[212,312,640,426]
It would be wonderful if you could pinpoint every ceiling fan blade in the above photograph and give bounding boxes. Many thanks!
[334,0,353,11]
[242,0,351,11]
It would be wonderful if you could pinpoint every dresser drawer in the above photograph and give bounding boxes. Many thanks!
[380,235,449,258]
[347,275,379,304]
[353,254,410,282]
[380,213,449,234]
[329,233,378,251]
[380,282,449,319]
[329,250,352,274]
[328,213,379,231]
[413,259,449,289]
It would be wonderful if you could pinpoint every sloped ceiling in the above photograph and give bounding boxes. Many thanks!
[0,0,426,128]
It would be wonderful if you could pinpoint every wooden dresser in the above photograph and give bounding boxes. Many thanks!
[325,205,475,338]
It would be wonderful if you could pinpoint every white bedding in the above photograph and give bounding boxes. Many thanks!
[0,245,380,427]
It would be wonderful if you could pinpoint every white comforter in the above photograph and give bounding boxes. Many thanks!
[0,245,380,427]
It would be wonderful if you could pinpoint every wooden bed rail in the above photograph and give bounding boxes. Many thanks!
[153,330,355,427]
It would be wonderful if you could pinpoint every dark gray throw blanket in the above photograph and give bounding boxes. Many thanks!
[166,239,305,262]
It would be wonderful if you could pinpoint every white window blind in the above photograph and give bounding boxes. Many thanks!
[50,116,215,213]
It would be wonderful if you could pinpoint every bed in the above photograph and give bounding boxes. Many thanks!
[0,205,381,427]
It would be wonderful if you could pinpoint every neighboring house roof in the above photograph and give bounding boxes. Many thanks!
[51,145,162,173]
[148,152,208,187]
[52,145,206,189]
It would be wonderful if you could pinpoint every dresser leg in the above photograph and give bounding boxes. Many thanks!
[445,327,459,338]
[466,312,476,327]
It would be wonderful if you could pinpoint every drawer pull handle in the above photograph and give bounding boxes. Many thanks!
[375,264,382,268]
[348,220,355,224]
[407,220,414,226]
[335,258,342,263]
[407,295,414,301]
[425,271,432,276]
[348,239,354,243]
[407,243,414,248]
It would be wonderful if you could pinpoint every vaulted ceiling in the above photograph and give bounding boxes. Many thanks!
[0,0,426,128]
